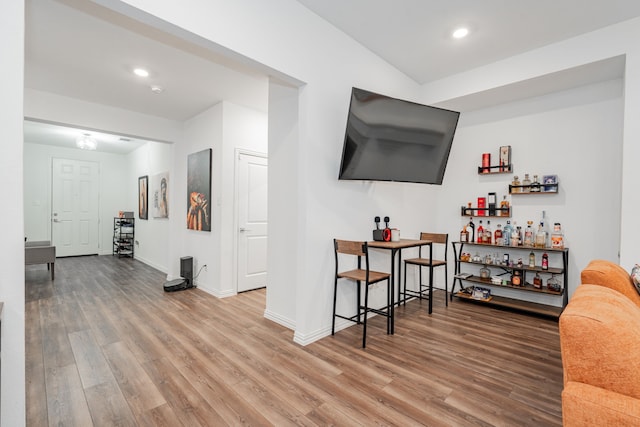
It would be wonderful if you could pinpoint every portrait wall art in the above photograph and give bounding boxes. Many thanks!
[151,171,170,218]
[187,149,212,231]
[138,175,148,220]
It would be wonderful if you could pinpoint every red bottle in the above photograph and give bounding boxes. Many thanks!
[477,220,484,244]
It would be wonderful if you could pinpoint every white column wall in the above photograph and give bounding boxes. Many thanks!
[1,1,25,424]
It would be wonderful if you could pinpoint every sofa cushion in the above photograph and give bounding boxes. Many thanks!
[563,382,640,427]
[559,284,640,400]
[580,259,640,308]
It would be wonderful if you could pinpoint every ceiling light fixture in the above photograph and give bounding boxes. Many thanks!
[452,27,469,39]
[133,68,149,77]
[76,134,97,150]
[150,85,164,94]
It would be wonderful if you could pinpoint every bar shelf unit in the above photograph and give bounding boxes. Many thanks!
[451,241,568,318]
[113,217,135,258]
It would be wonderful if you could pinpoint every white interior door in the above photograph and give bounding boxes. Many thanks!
[237,152,268,292]
[52,158,100,257]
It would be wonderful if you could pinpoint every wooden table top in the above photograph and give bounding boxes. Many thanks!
[368,238,432,249]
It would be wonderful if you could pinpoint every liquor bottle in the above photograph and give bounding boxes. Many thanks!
[511,223,521,247]
[484,220,492,244]
[460,225,469,242]
[542,252,549,270]
[531,175,541,192]
[488,192,496,216]
[551,222,565,249]
[464,202,473,216]
[503,220,513,247]
[477,220,484,244]
[529,251,535,268]
[511,176,521,193]
[539,211,550,247]
[468,218,475,242]
[535,222,546,248]
[522,173,531,193]
[511,270,522,286]
[533,272,543,289]
[494,224,503,246]
[499,195,510,217]
[524,221,534,247]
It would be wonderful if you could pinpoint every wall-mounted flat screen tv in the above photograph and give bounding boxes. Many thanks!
[338,87,460,185]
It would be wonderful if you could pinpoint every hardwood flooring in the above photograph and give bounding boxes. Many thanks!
[25,256,563,426]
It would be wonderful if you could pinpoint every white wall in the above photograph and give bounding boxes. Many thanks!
[437,79,624,302]
[23,142,130,253]
[419,17,640,271]
[127,141,172,271]
[166,101,268,296]
[0,1,25,425]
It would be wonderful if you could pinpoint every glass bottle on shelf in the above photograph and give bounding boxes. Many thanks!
[524,220,534,246]
[513,224,522,246]
[464,202,473,216]
[480,266,490,279]
[512,175,521,193]
[551,222,565,249]
[494,224,503,246]
[531,175,541,192]
[529,251,535,268]
[484,220,492,244]
[522,173,531,192]
[535,222,547,248]
[511,269,522,286]
[500,195,510,216]
[503,220,513,247]
[533,272,543,289]
[468,218,475,242]
[542,252,549,270]
[460,225,469,242]
[547,274,561,292]
[477,220,484,244]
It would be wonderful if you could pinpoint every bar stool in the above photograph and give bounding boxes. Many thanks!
[403,232,449,306]
[332,239,391,348]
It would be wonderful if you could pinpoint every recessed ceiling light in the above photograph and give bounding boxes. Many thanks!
[133,68,149,77]
[452,27,469,39]
[150,85,164,94]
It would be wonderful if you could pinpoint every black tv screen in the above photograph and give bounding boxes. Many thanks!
[338,87,460,185]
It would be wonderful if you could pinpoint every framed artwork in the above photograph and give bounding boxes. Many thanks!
[138,175,148,220]
[151,171,169,218]
[187,149,212,231]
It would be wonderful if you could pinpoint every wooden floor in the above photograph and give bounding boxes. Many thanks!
[25,256,564,426]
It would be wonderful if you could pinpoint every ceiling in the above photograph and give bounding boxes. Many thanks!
[24,0,640,153]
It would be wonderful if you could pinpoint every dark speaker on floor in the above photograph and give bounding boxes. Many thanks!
[163,256,194,292]
[180,256,193,288]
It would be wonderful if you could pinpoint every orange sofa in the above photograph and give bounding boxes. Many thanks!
[559,260,640,426]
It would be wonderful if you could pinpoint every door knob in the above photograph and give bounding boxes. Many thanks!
[239,227,251,232]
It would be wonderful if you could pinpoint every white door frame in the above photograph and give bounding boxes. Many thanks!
[233,149,268,293]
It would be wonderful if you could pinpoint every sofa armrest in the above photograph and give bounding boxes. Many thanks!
[563,382,640,427]
[580,259,640,308]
